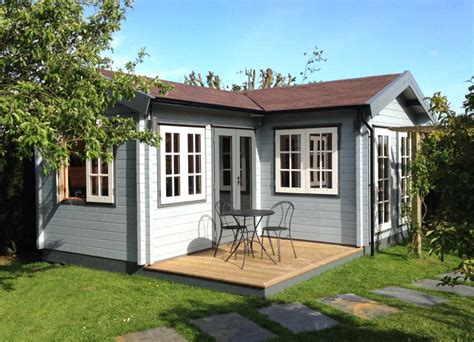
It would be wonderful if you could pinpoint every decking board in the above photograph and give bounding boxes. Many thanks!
[145,240,363,289]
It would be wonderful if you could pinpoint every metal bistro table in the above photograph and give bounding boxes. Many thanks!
[222,209,277,268]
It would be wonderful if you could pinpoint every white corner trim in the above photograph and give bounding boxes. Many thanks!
[136,116,147,265]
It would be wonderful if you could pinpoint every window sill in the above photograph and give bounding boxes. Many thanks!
[60,198,116,207]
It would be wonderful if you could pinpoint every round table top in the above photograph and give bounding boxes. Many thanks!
[223,209,275,217]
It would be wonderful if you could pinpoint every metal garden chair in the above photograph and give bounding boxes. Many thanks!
[213,201,246,257]
[261,201,297,262]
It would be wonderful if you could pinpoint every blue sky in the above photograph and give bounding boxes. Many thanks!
[110,0,473,110]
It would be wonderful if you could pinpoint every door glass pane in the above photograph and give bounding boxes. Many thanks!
[239,137,252,209]
[281,171,290,187]
[219,136,233,207]
[280,135,290,151]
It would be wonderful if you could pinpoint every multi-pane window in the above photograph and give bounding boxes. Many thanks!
[377,134,390,227]
[219,136,232,191]
[160,125,205,204]
[275,127,338,195]
[399,133,412,222]
[57,143,115,204]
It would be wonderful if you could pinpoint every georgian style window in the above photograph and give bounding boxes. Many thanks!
[160,125,205,204]
[399,133,412,223]
[376,133,391,229]
[57,144,115,204]
[275,127,338,195]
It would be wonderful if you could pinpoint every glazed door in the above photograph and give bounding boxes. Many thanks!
[214,128,255,209]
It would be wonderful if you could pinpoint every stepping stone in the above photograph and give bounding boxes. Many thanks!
[438,272,472,282]
[413,279,474,297]
[116,327,186,342]
[372,286,448,307]
[191,312,275,342]
[318,294,399,319]
[258,302,338,333]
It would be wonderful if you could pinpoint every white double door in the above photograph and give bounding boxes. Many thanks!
[213,128,256,210]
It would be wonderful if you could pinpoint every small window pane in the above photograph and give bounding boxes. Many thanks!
[196,155,201,173]
[188,176,194,195]
[378,203,384,223]
[223,154,231,169]
[174,155,180,174]
[291,135,301,151]
[101,177,109,196]
[321,171,332,188]
[321,133,332,150]
[384,136,389,156]
[384,180,390,200]
[310,153,315,169]
[165,133,172,153]
[280,153,290,169]
[378,160,384,179]
[166,177,172,197]
[321,152,332,169]
[92,158,98,174]
[91,176,98,196]
[223,171,231,186]
[195,134,201,153]
[188,155,194,173]
[378,180,384,201]
[291,171,301,188]
[384,202,390,222]
[309,171,318,188]
[383,159,390,178]
[291,153,301,169]
[378,136,383,156]
[196,175,202,194]
[223,136,231,153]
[280,135,290,152]
[281,171,290,187]
[166,156,172,175]
[101,160,108,174]
[188,134,193,153]
[173,133,180,152]
[174,177,180,196]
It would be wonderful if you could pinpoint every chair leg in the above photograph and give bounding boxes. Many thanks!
[229,230,237,252]
[260,230,265,259]
[289,230,297,258]
[267,230,275,255]
[277,231,281,262]
[213,229,223,257]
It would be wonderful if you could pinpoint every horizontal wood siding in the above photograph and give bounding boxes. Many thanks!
[256,109,358,246]
[151,105,257,262]
[39,140,138,262]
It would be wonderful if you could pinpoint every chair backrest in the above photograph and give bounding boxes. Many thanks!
[266,201,295,229]
[215,201,234,228]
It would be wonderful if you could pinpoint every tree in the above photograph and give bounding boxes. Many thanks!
[411,78,474,283]
[0,0,171,172]
[184,47,326,91]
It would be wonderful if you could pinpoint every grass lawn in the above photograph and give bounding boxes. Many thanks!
[0,245,472,341]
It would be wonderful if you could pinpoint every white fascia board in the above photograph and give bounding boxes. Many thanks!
[366,71,436,124]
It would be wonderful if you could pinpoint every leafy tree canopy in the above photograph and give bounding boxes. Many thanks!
[412,77,474,282]
[0,0,171,172]
[184,47,326,91]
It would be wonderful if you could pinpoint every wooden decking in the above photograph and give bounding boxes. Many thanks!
[144,240,363,296]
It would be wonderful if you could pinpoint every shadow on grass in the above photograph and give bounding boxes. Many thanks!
[0,259,61,292]
[156,297,433,341]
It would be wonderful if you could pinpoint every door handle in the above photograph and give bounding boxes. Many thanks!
[237,176,241,185]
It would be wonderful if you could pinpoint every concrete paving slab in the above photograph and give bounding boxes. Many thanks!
[116,327,186,342]
[414,279,474,297]
[372,286,448,306]
[191,312,275,342]
[438,272,472,283]
[258,302,338,333]
[318,294,399,319]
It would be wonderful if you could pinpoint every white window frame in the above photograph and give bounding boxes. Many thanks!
[398,132,412,225]
[275,127,339,195]
[86,154,115,204]
[160,125,206,205]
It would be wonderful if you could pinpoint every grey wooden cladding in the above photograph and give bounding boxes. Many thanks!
[39,140,139,262]
[257,110,358,246]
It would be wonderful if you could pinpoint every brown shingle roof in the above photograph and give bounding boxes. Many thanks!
[101,69,402,113]
[243,73,401,112]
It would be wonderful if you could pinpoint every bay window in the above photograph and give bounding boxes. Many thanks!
[275,127,338,195]
[160,125,205,204]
